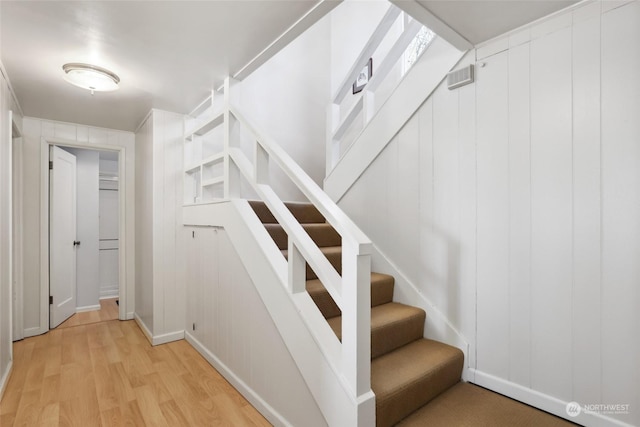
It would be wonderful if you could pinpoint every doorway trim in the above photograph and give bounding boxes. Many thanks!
[40,136,130,329]
[11,112,23,342]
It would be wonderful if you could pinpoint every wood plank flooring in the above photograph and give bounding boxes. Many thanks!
[0,320,271,426]
[57,298,120,329]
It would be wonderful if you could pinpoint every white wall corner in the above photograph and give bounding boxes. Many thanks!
[134,313,153,345]
[152,330,185,346]
[0,360,13,402]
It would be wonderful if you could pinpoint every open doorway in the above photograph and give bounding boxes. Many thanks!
[49,146,120,329]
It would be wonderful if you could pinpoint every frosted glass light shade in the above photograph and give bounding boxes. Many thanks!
[62,63,120,92]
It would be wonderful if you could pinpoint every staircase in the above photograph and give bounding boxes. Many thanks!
[250,200,464,427]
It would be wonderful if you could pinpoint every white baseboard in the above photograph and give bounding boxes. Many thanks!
[125,311,134,320]
[134,313,153,345]
[23,326,45,338]
[76,304,101,313]
[133,314,185,346]
[470,369,635,427]
[185,331,290,427]
[99,289,119,299]
[0,360,13,402]
[152,330,184,346]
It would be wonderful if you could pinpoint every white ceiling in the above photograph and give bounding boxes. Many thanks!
[0,0,326,131]
[416,0,578,45]
[2,0,579,133]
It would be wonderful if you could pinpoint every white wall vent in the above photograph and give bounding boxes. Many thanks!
[447,65,474,90]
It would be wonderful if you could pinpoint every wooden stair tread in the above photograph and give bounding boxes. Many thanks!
[251,200,466,427]
[249,200,325,224]
[396,382,575,427]
[371,339,464,427]
[327,302,426,358]
[264,222,341,249]
[306,272,394,319]
[282,246,342,279]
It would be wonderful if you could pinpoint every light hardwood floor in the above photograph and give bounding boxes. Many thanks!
[57,298,119,329]
[0,320,271,426]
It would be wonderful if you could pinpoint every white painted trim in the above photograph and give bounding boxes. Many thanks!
[134,313,153,345]
[389,0,472,51]
[185,331,291,427]
[22,326,42,338]
[324,37,465,202]
[75,304,100,313]
[152,330,184,346]
[0,360,13,402]
[11,133,24,342]
[125,311,134,320]
[470,370,635,427]
[99,291,119,300]
[0,60,24,117]
[39,136,130,335]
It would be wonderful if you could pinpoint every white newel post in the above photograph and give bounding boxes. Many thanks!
[341,239,372,397]
[224,77,240,199]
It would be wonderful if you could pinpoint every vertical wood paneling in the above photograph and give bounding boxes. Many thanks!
[507,42,532,386]
[360,146,391,247]
[418,98,435,304]
[601,3,640,423]
[431,83,460,312]
[152,115,164,334]
[135,117,154,332]
[393,116,420,283]
[476,51,510,378]
[571,14,602,406]
[0,78,12,385]
[530,27,573,398]
[457,59,477,370]
[335,4,639,425]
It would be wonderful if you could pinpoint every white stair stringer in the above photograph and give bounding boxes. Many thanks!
[324,37,466,203]
[184,200,375,427]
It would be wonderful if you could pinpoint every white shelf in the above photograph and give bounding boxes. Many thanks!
[186,109,224,137]
[184,89,227,206]
[184,163,201,174]
[202,152,225,166]
[202,176,224,187]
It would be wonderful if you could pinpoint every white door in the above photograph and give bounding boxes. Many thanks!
[49,146,77,328]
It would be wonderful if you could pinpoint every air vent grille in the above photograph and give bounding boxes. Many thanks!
[447,65,474,90]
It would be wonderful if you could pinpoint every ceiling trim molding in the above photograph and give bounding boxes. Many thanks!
[233,0,342,82]
[0,60,25,117]
[389,0,473,51]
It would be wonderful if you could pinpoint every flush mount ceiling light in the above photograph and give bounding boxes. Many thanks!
[62,63,120,94]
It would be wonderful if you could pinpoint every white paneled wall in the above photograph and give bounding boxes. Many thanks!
[337,2,640,426]
[134,110,185,344]
[183,225,326,427]
[600,1,640,416]
[0,67,20,399]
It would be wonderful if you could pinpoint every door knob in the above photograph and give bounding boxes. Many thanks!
[73,240,81,246]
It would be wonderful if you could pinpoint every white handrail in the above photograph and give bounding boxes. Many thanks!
[226,99,373,410]
[230,148,344,309]
[229,106,372,254]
